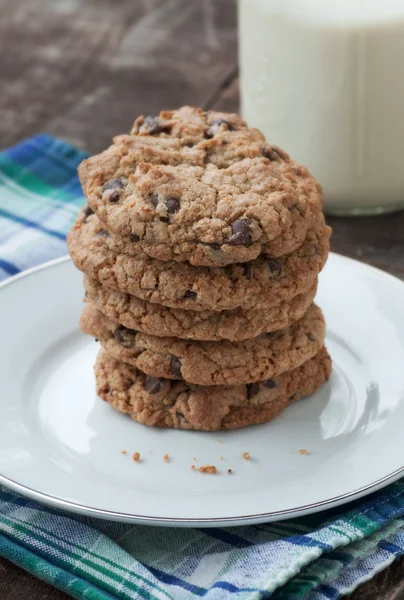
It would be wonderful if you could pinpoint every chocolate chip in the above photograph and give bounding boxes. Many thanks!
[227,219,253,246]
[83,205,93,217]
[246,383,260,399]
[97,229,109,238]
[264,378,276,389]
[102,178,127,203]
[169,356,182,378]
[109,190,120,203]
[204,242,221,251]
[114,325,137,348]
[82,205,94,222]
[184,290,197,299]
[273,147,287,160]
[262,147,277,161]
[177,411,185,418]
[130,234,140,243]
[242,262,254,280]
[151,194,179,219]
[145,376,162,394]
[165,197,180,214]
[206,118,235,138]
[143,116,163,134]
[102,178,125,193]
[142,116,171,135]
[307,333,316,342]
[262,146,286,161]
[267,258,283,275]
[150,193,159,208]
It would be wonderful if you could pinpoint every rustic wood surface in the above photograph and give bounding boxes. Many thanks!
[0,0,404,598]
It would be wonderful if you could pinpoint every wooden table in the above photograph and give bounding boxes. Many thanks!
[0,1,403,598]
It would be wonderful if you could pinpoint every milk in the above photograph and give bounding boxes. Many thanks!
[239,0,404,214]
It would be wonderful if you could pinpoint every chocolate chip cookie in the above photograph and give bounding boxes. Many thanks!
[68,211,330,312]
[81,303,325,385]
[84,276,317,341]
[95,346,331,431]
[78,106,323,267]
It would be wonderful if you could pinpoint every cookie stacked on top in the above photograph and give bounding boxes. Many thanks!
[67,106,332,431]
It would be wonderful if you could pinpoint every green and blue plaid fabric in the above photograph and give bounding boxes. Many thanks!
[1,135,404,600]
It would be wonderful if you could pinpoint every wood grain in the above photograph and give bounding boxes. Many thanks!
[0,557,69,599]
[0,0,237,153]
[0,0,404,598]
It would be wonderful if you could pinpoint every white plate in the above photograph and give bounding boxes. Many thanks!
[1,254,404,527]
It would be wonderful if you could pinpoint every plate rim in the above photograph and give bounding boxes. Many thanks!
[2,464,404,526]
[1,253,404,526]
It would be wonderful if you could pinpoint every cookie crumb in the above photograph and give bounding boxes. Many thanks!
[198,465,217,474]
[121,450,127,455]
[217,439,223,444]
[193,457,197,461]
[299,449,308,455]
[228,469,233,475]
[132,452,141,462]
[163,454,169,462]
[190,465,195,470]
[242,452,250,460]
[220,456,225,460]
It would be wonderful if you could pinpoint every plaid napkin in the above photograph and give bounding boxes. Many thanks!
[1,135,404,600]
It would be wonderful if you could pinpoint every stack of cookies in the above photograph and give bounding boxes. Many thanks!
[67,107,332,431]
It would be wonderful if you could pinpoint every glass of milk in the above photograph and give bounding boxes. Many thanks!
[239,0,404,215]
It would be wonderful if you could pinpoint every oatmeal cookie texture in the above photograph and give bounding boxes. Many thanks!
[84,276,318,342]
[95,347,331,431]
[81,303,325,385]
[67,106,332,431]
[79,106,323,267]
[67,210,330,312]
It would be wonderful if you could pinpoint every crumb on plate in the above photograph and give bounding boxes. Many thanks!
[190,465,195,470]
[242,452,250,460]
[228,469,233,475]
[198,465,217,474]
[121,450,127,455]
[299,449,308,455]
[163,454,169,462]
[132,452,141,462]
